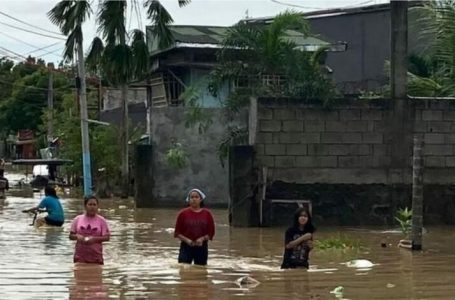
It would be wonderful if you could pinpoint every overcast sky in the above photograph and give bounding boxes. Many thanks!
[0,0,387,65]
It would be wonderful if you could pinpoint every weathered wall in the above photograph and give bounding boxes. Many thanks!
[100,102,147,129]
[147,107,247,207]
[255,98,455,225]
[102,88,146,111]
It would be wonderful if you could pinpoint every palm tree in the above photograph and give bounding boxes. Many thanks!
[407,0,455,96]
[50,0,189,198]
[86,0,189,198]
[48,1,93,197]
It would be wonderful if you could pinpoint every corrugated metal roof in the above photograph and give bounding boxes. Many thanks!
[147,25,332,56]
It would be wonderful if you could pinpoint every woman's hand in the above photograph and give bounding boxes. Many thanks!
[76,234,85,242]
[185,238,194,246]
[194,237,205,246]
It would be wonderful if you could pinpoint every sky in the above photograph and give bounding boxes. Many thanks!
[0,0,388,65]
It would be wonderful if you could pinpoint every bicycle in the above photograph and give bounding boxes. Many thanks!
[22,208,47,226]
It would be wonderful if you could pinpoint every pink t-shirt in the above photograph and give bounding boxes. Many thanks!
[70,214,110,264]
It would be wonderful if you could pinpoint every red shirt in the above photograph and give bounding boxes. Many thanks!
[174,207,215,241]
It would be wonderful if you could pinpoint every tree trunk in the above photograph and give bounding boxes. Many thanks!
[77,41,92,196]
[120,84,129,198]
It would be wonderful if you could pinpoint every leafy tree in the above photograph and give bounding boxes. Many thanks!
[0,62,72,134]
[51,92,121,195]
[209,11,335,104]
[85,0,190,196]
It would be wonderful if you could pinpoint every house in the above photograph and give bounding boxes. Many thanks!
[100,24,342,117]
[248,2,424,95]
[14,129,36,159]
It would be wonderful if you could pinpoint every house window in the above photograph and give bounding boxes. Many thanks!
[150,72,186,107]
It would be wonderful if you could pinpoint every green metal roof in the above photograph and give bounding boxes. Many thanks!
[146,25,332,56]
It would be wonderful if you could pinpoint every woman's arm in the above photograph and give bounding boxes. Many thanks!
[86,235,110,244]
[285,233,312,249]
[69,232,84,241]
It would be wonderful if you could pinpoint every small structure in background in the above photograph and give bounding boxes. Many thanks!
[15,130,36,159]
[12,159,72,189]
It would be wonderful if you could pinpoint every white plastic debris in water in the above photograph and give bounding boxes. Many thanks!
[330,286,344,298]
[235,276,260,288]
[118,205,127,209]
[386,283,396,288]
[346,259,374,268]
[164,228,175,234]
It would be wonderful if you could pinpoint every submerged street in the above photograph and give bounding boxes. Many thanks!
[1,175,455,299]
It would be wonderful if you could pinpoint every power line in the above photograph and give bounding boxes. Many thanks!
[0,46,28,60]
[0,21,66,41]
[270,0,375,10]
[38,47,65,58]
[270,0,326,9]
[0,31,63,57]
[0,10,64,36]
[24,43,62,56]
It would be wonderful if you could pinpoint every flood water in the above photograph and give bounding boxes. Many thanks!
[1,174,455,299]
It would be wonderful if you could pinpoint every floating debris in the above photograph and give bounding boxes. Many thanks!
[235,276,260,288]
[345,259,374,268]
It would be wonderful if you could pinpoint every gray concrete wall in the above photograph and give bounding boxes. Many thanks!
[102,88,147,111]
[256,98,455,185]
[149,107,247,207]
[255,98,455,225]
[308,6,421,94]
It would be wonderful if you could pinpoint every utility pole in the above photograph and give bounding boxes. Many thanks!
[76,43,92,197]
[390,0,408,100]
[47,63,54,144]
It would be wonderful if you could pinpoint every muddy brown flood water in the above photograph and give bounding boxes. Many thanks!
[1,175,455,299]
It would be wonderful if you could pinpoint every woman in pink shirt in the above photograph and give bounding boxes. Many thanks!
[69,196,110,264]
[174,188,215,266]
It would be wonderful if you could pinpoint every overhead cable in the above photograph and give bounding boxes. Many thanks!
[0,10,64,36]
[0,21,66,40]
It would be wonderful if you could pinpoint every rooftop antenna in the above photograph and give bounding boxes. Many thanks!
[245,9,250,19]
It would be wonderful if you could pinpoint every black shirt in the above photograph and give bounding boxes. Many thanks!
[281,226,313,269]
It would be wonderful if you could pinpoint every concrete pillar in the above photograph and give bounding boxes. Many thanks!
[229,145,259,227]
[248,97,258,145]
[134,144,154,208]
[411,134,424,250]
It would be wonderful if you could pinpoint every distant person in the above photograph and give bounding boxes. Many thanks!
[23,186,64,227]
[174,188,215,266]
[69,196,110,264]
[0,169,9,199]
[281,207,316,269]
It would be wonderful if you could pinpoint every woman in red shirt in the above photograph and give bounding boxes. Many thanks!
[174,188,215,265]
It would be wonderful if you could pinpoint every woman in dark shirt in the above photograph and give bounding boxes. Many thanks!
[281,207,316,269]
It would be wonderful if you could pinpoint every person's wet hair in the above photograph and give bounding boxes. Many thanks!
[44,186,57,197]
[84,195,99,206]
[292,206,315,233]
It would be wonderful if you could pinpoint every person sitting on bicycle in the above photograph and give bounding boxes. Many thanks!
[0,169,9,199]
[23,186,64,227]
